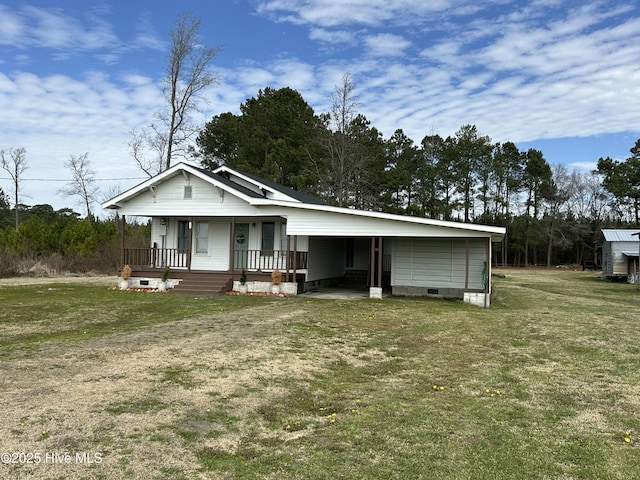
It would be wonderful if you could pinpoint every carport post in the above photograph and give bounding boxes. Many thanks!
[369,237,383,299]
[464,239,470,291]
[370,237,375,287]
[377,237,383,288]
[484,238,491,308]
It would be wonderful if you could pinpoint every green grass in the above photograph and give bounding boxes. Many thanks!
[2,270,640,479]
[0,283,272,358]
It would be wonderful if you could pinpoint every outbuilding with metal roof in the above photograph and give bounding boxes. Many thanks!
[601,229,640,281]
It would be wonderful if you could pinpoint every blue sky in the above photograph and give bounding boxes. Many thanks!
[1,0,639,212]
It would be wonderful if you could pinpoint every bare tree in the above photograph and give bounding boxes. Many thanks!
[128,126,167,177]
[330,72,358,134]
[59,153,100,219]
[315,72,360,206]
[1,147,28,229]
[130,12,221,176]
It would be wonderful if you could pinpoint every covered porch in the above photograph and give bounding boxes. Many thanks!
[117,215,309,293]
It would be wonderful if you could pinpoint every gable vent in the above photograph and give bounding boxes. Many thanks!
[184,186,193,199]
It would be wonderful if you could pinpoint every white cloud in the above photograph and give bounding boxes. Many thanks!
[363,33,412,57]
[2,1,640,211]
[257,0,465,28]
[309,28,357,45]
[569,161,597,171]
[0,5,26,45]
[15,6,118,50]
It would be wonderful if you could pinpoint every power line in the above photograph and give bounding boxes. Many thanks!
[0,177,147,182]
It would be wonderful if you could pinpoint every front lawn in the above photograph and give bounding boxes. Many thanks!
[1,269,638,479]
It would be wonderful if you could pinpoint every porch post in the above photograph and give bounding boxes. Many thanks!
[230,217,236,276]
[120,214,126,267]
[286,235,291,283]
[188,217,193,271]
[293,235,298,284]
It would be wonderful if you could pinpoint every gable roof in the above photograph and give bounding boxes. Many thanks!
[102,162,322,208]
[602,229,640,242]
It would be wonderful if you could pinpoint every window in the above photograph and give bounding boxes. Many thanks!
[184,185,192,199]
[177,221,190,250]
[261,222,275,254]
[195,222,209,254]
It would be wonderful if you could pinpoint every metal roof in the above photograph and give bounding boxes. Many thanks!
[602,229,640,242]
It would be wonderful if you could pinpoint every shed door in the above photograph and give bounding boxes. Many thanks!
[234,223,249,269]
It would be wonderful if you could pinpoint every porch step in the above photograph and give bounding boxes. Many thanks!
[171,274,233,295]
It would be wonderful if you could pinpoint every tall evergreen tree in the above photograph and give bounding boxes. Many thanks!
[197,87,321,190]
[450,125,492,222]
[596,140,640,223]
[385,129,421,214]
[522,148,553,265]
[418,134,446,219]
[348,115,386,210]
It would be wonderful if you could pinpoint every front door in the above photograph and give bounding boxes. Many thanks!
[234,223,249,269]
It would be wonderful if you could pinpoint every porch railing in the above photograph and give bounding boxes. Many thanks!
[123,247,307,271]
[123,248,188,268]
[234,250,308,271]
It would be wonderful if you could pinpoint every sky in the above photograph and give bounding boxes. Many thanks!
[1,0,639,215]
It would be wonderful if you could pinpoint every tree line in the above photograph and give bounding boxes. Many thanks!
[2,77,638,272]
[0,197,149,276]
[194,76,640,268]
[0,74,640,274]
[2,13,638,274]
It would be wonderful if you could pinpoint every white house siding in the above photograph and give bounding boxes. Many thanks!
[306,237,346,284]
[117,174,258,217]
[151,218,168,249]
[392,238,487,297]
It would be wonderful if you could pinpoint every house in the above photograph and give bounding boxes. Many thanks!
[601,229,640,282]
[102,163,506,307]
